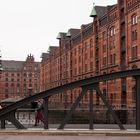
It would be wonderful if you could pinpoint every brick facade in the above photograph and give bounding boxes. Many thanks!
[0,54,40,100]
[40,0,140,123]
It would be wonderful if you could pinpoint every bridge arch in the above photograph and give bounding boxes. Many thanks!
[0,69,140,130]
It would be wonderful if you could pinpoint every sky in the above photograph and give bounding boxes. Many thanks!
[0,0,117,62]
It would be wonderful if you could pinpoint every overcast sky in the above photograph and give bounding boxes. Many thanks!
[0,0,117,61]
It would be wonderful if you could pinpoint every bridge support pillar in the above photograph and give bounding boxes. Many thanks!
[135,76,140,130]
[89,88,94,130]
[43,97,49,129]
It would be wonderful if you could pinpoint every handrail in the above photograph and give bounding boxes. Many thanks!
[0,68,140,118]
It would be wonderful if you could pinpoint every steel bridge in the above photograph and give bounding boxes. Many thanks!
[0,69,140,130]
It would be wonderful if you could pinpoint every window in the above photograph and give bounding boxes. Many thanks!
[74,48,77,56]
[110,54,113,65]
[11,83,14,87]
[103,57,106,67]
[29,73,32,77]
[24,73,26,77]
[110,94,113,104]
[103,44,106,53]
[5,89,8,93]
[103,89,107,99]
[110,54,116,65]
[132,86,136,103]
[5,83,8,87]
[5,94,8,98]
[113,54,116,65]
[11,78,14,82]
[102,31,106,40]
[5,73,8,77]
[132,46,138,60]
[29,84,32,87]
[132,31,135,41]
[85,64,88,72]
[79,66,81,74]
[11,88,14,94]
[132,14,138,25]
[78,56,81,63]
[90,39,93,47]
[74,68,77,75]
[110,27,115,37]
[78,46,81,54]
[90,50,93,58]
[17,83,20,87]
[85,53,87,60]
[74,58,77,64]
[85,42,87,48]
[90,61,93,71]
[132,30,137,41]
[5,78,8,81]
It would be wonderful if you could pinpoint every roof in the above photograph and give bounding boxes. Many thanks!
[2,59,40,71]
[90,5,97,17]
[95,6,108,19]
[41,53,50,62]
[81,22,93,30]
[48,46,58,54]
[57,32,67,39]
[90,5,108,19]
[2,60,24,71]
[66,28,80,38]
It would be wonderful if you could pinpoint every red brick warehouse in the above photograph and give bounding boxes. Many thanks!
[40,0,140,124]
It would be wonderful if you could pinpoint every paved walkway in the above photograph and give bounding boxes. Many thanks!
[0,129,140,136]
[0,135,139,140]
